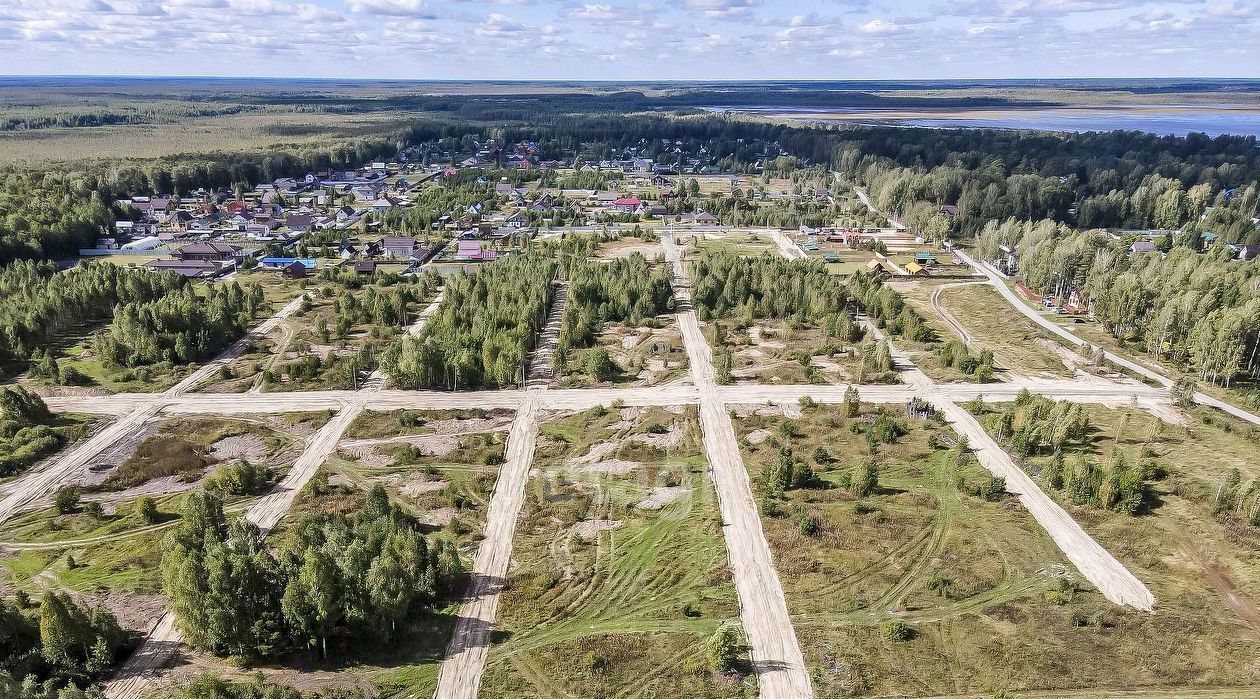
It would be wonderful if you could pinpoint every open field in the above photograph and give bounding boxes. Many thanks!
[734,401,1260,697]
[976,400,1260,620]
[893,280,1086,382]
[478,405,752,698]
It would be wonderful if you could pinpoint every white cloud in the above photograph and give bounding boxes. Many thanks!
[857,18,901,34]
[681,0,758,18]
[346,0,434,16]
[570,3,615,20]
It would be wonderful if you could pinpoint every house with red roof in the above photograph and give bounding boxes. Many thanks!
[613,196,642,213]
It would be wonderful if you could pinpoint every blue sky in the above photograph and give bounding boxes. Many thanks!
[1,0,1256,79]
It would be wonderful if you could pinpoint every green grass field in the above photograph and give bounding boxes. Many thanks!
[735,402,1260,697]
[479,405,753,699]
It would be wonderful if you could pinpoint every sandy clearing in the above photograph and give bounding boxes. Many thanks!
[210,433,268,462]
[420,507,456,527]
[636,486,691,510]
[579,460,641,475]
[571,518,624,539]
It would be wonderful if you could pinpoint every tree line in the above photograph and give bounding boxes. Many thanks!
[1,590,126,696]
[0,260,182,367]
[0,386,64,478]
[161,487,462,661]
[381,252,556,389]
[93,281,266,368]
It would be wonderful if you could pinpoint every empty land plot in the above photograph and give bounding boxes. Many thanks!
[732,401,1259,696]
[77,415,313,498]
[478,405,753,699]
[692,233,777,258]
[201,276,433,393]
[920,283,1079,380]
[883,279,986,383]
[969,399,1260,686]
[556,313,690,388]
[596,235,665,260]
[708,320,872,386]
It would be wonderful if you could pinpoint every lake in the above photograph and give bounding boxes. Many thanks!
[710,106,1260,138]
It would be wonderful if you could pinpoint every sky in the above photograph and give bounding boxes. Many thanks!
[0,0,1257,80]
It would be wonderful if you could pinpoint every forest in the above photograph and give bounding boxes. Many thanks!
[161,487,462,661]
[0,386,68,477]
[0,260,182,368]
[381,252,556,389]
[976,218,1260,394]
[93,281,266,368]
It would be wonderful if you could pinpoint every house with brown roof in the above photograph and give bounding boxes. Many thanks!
[171,241,241,262]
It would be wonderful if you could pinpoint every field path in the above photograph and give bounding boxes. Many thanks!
[955,248,1260,428]
[433,391,540,699]
[662,232,814,699]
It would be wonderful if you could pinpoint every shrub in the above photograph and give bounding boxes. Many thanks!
[54,487,81,514]
[881,619,915,642]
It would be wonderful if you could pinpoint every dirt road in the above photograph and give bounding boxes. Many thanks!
[662,232,814,699]
[433,392,540,699]
[955,249,1260,428]
[934,399,1155,610]
[930,281,987,347]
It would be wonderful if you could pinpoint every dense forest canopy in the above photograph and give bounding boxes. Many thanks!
[381,252,556,389]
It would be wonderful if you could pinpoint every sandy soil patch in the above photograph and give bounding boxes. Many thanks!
[426,416,514,435]
[87,591,167,634]
[749,326,786,349]
[419,506,456,526]
[571,519,623,539]
[569,441,616,465]
[400,477,448,498]
[635,486,691,510]
[747,428,772,445]
[602,241,660,259]
[581,460,641,475]
[628,426,681,448]
[211,433,268,462]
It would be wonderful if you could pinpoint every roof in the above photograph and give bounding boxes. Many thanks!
[865,259,886,271]
[382,236,415,247]
[914,252,937,261]
[175,241,240,255]
[905,261,926,274]
[614,197,642,206]
[260,257,318,269]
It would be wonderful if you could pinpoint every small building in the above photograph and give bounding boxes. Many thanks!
[280,261,308,278]
[914,252,938,265]
[692,211,719,225]
[144,259,224,278]
[353,260,377,275]
[1130,240,1157,254]
[865,259,888,276]
[454,240,498,262]
[613,196,642,213]
[905,261,928,275]
[171,241,240,262]
[381,236,416,260]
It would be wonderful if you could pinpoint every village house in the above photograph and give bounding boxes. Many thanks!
[381,236,416,260]
[171,241,242,262]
